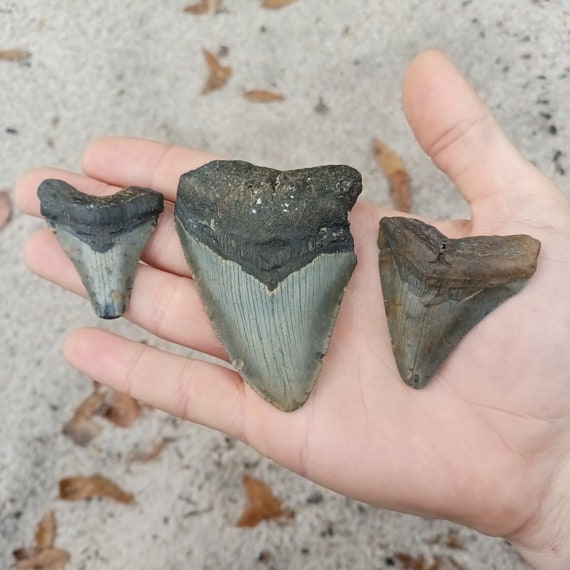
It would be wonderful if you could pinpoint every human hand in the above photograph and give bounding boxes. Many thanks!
[15,50,570,569]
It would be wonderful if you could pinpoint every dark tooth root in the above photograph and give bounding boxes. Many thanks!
[175,160,362,411]
[38,179,164,319]
[378,216,541,389]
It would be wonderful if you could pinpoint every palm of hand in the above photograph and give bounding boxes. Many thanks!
[15,51,570,550]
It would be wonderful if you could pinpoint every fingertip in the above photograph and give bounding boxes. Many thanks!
[63,326,99,368]
[14,167,53,214]
[402,49,481,156]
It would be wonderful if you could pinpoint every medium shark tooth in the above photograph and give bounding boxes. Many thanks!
[378,216,541,389]
[175,160,362,411]
[38,179,164,319]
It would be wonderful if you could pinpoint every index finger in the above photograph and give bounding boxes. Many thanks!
[82,137,220,200]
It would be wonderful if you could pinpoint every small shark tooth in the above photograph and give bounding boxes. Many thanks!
[38,179,164,319]
[175,160,362,411]
[378,216,541,389]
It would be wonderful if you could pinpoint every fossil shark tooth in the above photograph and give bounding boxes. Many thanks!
[38,179,164,319]
[378,216,541,389]
[175,160,362,412]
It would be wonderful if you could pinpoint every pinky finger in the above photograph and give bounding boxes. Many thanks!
[63,327,247,438]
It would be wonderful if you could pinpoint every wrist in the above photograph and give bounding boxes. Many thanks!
[508,456,570,570]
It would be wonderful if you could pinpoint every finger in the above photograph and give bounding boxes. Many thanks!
[15,167,190,276]
[24,229,226,360]
[402,49,560,228]
[14,167,119,216]
[82,137,220,200]
[63,328,247,437]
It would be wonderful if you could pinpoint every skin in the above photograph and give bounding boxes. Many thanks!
[15,50,570,569]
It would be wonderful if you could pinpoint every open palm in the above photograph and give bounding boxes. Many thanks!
[15,51,570,565]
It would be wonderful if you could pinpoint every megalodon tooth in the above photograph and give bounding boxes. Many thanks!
[38,179,164,319]
[175,160,362,412]
[378,216,541,389]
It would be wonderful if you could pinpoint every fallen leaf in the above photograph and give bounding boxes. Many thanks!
[184,0,209,13]
[237,475,290,527]
[13,548,70,570]
[262,0,297,8]
[35,511,56,549]
[373,137,410,213]
[0,48,31,62]
[0,191,12,230]
[244,89,285,103]
[201,49,232,94]
[103,391,141,428]
[394,552,442,570]
[59,474,134,504]
[184,0,223,13]
[62,392,106,445]
[131,438,169,463]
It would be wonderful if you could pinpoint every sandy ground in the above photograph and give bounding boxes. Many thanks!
[1,1,569,569]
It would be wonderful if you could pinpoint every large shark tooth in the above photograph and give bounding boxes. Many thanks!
[378,216,541,389]
[38,179,164,319]
[175,160,362,411]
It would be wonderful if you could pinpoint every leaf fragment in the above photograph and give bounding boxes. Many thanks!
[184,0,223,13]
[394,552,442,570]
[0,48,31,62]
[0,191,12,230]
[35,511,56,549]
[201,49,232,94]
[62,392,105,445]
[184,0,209,13]
[236,475,291,527]
[262,0,297,8]
[373,137,410,212]
[14,548,70,570]
[59,474,134,504]
[131,438,169,463]
[103,391,141,427]
[244,89,285,103]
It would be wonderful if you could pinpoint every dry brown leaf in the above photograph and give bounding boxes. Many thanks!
[34,511,56,549]
[59,474,134,504]
[14,548,70,570]
[184,0,223,13]
[373,137,410,213]
[132,438,169,463]
[184,0,209,13]
[103,391,141,427]
[62,392,105,445]
[236,475,289,527]
[0,191,12,230]
[244,89,285,103]
[262,0,297,9]
[0,48,31,62]
[201,49,232,94]
[394,552,442,570]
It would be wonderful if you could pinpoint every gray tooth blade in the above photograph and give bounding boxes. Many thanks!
[38,179,164,319]
[175,160,362,411]
[378,216,541,389]
[181,235,355,411]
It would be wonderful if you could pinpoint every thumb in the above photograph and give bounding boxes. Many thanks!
[402,50,559,232]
